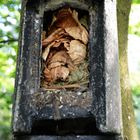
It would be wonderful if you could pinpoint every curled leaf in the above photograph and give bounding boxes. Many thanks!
[68,40,87,65]
[50,8,89,44]
[51,66,69,81]
[47,50,74,70]
[44,66,69,82]
[65,26,88,45]
[50,8,78,29]
[42,37,71,61]
[44,68,52,82]
[42,44,51,61]
[42,28,67,47]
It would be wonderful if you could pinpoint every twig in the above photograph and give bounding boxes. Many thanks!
[0,39,18,44]
[43,83,80,90]
[42,81,89,90]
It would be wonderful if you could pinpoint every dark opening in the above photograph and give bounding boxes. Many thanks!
[31,118,100,135]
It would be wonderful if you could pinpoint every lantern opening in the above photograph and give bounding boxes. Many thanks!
[41,7,89,91]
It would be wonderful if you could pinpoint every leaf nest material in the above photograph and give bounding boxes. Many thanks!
[41,7,89,90]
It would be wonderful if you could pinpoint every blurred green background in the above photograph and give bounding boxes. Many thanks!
[0,0,140,139]
[128,1,140,138]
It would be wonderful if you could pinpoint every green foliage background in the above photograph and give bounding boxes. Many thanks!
[0,0,20,139]
[128,1,140,137]
[0,0,140,139]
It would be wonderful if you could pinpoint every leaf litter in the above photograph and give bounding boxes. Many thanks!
[41,7,89,90]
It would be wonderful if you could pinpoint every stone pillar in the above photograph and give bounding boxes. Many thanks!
[12,0,123,139]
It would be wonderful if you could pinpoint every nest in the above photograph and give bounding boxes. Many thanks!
[41,7,89,90]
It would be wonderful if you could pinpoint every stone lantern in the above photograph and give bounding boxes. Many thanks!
[12,0,123,139]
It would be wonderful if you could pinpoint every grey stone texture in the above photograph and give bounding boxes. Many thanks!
[12,0,122,139]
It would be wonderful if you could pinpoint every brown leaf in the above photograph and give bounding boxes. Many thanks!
[42,44,52,61]
[72,10,88,44]
[50,8,78,29]
[48,51,68,68]
[43,8,88,46]
[42,28,68,47]
[65,26,88,45]
[42,40,62,61]
[43,66,70,82]
[42,31,46,41]
[55,38,71,50]
[42,37,71,61]
[52,8,88,44]
[68,40,87,65]
[47,50,74,70]
[44,68,52,82]
[50,66,69,82]
[45,49,57,64]
[42,8,89,87]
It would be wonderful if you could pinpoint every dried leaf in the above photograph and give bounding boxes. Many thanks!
[50,8,88,44]
[68,40,87,65]
[42,37,70,61]
[42,31,46,41]
[44,66,70,83]
[80,26,89,45]
[51,8,78,29]
[42,40,62,61]
[45,49,57,64]
[65,26,88,45]
[41,8,89,88]
[71,10,88,44]
[51,38,71,50]
[50,66,69,81]
[47,50,74,70]
[48,51,68,67]
[56,38,71,49]
[44,68,52,82]
[48,61,64,69]
[42,28,67,47]
[42,44,51,61]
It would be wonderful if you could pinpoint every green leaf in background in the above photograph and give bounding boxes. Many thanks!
[128,1,140,137]
[0,0,20,139]
[133,0,140,4]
